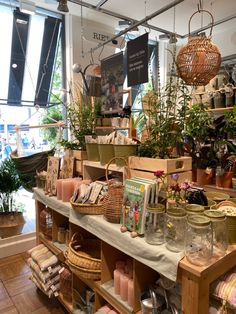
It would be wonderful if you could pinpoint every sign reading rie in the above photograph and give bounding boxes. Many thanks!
[83,27,125,48]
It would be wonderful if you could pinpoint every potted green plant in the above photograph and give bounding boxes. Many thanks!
[138,78,190,158]
[184,102,216,184]
[0,159,25,238]
[67,93,96,151]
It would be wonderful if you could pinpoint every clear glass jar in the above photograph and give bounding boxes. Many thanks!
[185,215,213,266]
[145,203,165,245]
[39,207,52,239]
[185,204,205,216]
[57,227,66,244]
[165,208,187,252]
[204,210,228,258]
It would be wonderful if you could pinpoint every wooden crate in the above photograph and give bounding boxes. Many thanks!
[64,150,88,176]
[128,156,192,183]
[130,169,192,184]
[129,156,192,173]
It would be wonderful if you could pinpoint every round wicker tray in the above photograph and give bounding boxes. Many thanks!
[65,233,101,270]
[67,259,101,280]
[70,199,104,215]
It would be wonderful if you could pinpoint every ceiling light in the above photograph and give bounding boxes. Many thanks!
[57,0,69,13]
[19,0,36,15]
[159,34,169,42]
[159,33,178,44]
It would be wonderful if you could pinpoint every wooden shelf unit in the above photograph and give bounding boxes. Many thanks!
[34,187,236,314]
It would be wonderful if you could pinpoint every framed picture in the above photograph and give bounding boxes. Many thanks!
[101,52,125,114]
[45,156,60,196]
[60,155,75,179]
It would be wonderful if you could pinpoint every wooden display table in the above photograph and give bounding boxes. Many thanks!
[33,188,236,314]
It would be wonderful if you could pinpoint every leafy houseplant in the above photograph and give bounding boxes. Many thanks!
[138,79,190,159]
[0,159,25,238]
[184,103,215,169]
[67,93,97,151]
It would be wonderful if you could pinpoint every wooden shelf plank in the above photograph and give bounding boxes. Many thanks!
[178,245,236,281]
[97,280,133,314]
[58,293,73,313]
[39,233,65,261]
[206,107,234,112]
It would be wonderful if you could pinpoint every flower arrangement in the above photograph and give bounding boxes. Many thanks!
[154,170,192,208]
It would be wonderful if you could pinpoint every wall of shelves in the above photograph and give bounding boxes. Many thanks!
[34,187,236,314]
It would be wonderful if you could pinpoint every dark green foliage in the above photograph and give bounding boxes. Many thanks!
[0,159,22,212]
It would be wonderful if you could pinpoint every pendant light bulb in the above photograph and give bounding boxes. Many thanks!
[57,0,69,12]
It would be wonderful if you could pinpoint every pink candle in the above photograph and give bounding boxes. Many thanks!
[97,305,111,313]
[62,179,75,202]
[127,278,134,308]
[56,179,63,200]
[115,260,126,271]
[114,269,122,295]
[126,259,133,278]
[120,274,128,301]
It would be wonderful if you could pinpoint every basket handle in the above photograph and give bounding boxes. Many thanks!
[70,232,83,243]
[105,157,128,184]
[188,9,214,37]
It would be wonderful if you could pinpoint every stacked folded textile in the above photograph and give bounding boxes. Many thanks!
[211,268,236,312]
[27,244,62,298]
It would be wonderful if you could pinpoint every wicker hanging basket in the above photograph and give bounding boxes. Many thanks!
[176,9,221,86]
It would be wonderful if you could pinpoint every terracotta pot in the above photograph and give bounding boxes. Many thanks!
[196,168,215,186]
[216,172,233,188]
[0,212,25,238]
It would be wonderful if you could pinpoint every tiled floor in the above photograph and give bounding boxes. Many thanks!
[0,253,67,314]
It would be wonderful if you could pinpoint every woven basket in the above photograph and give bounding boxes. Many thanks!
[103,157,128,223]
[65,233,101,270]
[67,259,101,280]
[215,201,236,243]
[176,9,221,86]
[59,267,72,302]
[70,199,104,215]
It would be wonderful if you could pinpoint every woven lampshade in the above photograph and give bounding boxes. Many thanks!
[176,10,221,86]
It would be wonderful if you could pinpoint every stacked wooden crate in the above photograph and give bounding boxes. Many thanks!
[128,156,192,184]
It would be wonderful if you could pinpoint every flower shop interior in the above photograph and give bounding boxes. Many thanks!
[1,0,236,313]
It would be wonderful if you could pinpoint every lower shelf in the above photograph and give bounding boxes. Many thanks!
[98,280,133,314]
[58,293,73,313]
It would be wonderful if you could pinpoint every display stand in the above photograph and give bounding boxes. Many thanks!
[34,188,236,314]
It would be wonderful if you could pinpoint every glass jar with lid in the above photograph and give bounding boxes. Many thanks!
[164,208,187,252]
[185,215,213,266]
[204,209,228,258]
[57,227,66,244]
[185,204,205,216]
[145,203,165,245]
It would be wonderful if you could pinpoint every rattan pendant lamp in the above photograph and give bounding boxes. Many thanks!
[176,9,221,86]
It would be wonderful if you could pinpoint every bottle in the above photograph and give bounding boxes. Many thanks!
[57,227,66,244]
[185,215,213,266]
[145,203,165,245]
[204,209,228,258]
[165,208,187,252]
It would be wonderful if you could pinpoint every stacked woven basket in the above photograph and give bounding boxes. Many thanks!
[65,233,101,280]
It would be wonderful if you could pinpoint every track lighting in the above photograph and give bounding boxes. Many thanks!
[19,0,36,15]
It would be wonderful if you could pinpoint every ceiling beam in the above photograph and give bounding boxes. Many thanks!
[95,0,109,9]
[69,0,184,38]
[84,0,184,54]
[182,13,236,38]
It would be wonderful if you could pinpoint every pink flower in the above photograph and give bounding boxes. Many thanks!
[154,170,165,178]
[180,180,192,191]
[170,183,181,192]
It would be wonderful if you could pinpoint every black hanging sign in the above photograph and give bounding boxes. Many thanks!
[127,32,149,87]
